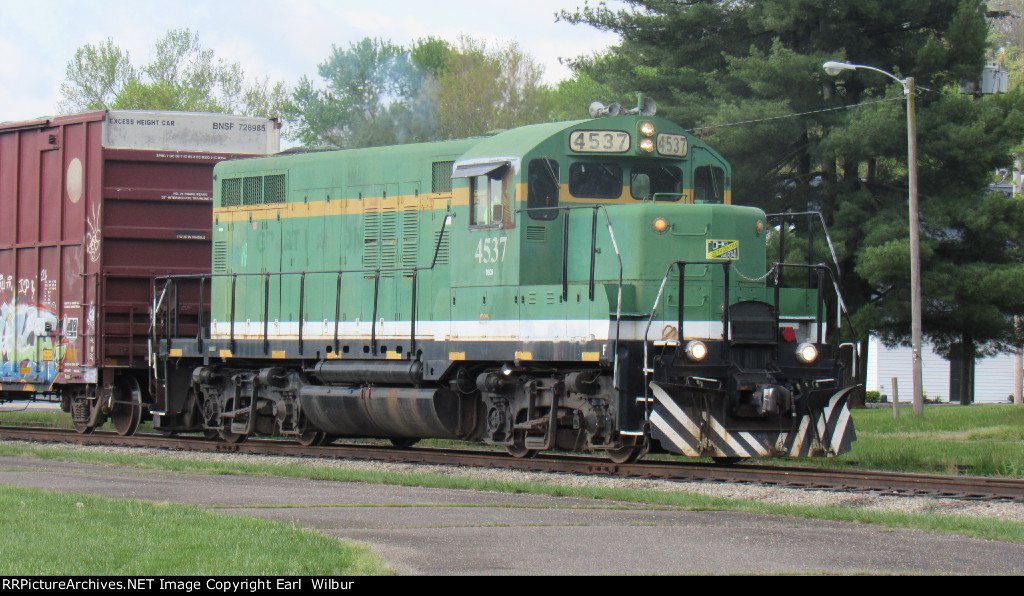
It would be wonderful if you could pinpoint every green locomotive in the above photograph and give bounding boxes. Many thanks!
[150,99,856,462]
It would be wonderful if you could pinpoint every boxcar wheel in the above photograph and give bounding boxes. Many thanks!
[110,376,142,437]
[72,419,95,435]
[389,438,419,449]
[70,394,96,434]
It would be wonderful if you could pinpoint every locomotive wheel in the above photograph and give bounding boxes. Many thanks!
[505,442,539,459]
[389,438,419,449]
[203,430,220,441]
[713,457,744,465]
[110,376,143,437]
[219,429,248,444]
[605,444,647,464]
[297,430,327,446]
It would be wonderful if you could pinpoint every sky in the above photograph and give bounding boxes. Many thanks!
[0,0,627,123]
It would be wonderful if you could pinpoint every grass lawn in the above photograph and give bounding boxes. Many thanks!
[812,404,1024,477]
[0,485,391,576]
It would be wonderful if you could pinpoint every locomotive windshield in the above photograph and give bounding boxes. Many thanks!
[631,164,683,201]
[568,162,622,199]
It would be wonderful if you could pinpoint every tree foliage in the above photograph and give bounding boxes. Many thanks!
[282,38,421,148]
[562,0,1024,400]
[434,38,553,139]
[282,36,563,148]
[59,29,287,118]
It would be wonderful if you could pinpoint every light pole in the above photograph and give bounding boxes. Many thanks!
[824,60,924,417]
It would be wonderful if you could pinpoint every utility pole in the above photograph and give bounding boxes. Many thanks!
[1016,154,1023,406]
[825,61,923,416]
[906,76,924,417]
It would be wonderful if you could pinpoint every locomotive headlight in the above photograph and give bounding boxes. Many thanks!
[502,363,514,376]
[639,138,655,153]
[796,342,819,364]
[640,121,655,137]
[652,217,669,233]
[685,340,708,361]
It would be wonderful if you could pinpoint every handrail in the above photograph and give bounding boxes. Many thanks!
[770,262,857,341]
[151,214,454,364]
[643,260,731,398]
[765,210,842,288]
[641,259,857,405]
[766,211,856,335]
[518,204,625,389]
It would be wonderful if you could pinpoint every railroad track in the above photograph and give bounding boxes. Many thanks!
[1,426,1022,503]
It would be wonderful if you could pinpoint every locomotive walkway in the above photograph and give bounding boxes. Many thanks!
[3,455,1024,575]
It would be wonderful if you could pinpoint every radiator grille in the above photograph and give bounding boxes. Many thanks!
[222,174,286,206]
[222,179,241,207]
[432,161,454,193]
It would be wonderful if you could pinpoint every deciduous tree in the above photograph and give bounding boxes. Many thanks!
[59,29,286,118]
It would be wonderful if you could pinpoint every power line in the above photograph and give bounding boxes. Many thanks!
[686,96,905,134]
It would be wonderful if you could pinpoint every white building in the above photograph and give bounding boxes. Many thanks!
[865,336,1018,403]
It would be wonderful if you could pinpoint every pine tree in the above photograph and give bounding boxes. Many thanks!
[562,0,1024,405]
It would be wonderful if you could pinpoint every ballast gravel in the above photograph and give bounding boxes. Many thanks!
[5,439,1024,523]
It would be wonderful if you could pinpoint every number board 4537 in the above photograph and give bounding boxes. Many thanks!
[569,130,631,153]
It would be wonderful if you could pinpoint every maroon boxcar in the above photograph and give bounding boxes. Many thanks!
[0,110,278,433]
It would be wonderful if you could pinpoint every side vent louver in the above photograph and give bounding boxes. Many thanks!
[432,230,450,265]
[401,207,419,268]
[380,206,398,275]
[363,207,380,272]
[526,226,546,242]
[213,241,228,273]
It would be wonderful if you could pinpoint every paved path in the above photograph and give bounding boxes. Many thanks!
[3,456,1024,575]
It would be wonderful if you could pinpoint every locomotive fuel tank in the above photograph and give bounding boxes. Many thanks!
[297,385,474,440]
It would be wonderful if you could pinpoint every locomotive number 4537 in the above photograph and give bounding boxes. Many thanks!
[475,237,508,264]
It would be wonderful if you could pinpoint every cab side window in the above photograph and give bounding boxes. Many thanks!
[527,159,560,220]
[470,166,512,228]
[694,166,725,203]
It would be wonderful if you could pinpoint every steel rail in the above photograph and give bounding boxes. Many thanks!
[1,426,1021,503]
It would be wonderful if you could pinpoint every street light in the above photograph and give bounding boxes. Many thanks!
[824,60,924,417]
